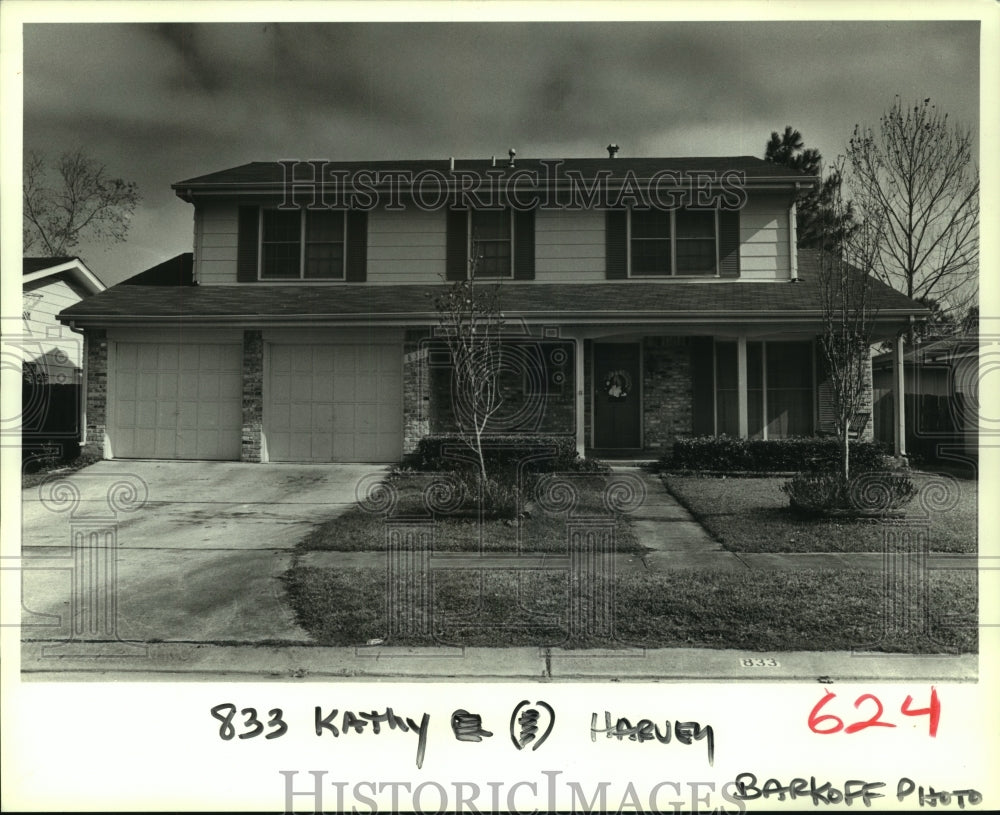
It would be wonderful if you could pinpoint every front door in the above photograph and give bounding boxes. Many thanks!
[593,343,641,450]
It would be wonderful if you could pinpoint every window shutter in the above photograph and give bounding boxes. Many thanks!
[815,345,835,433]
[718,209,740,278]
[237,206,259,282]
[513,209,535,280]
[345,211,368,282]
[605,209,628,279]
[445,209,468,281]
[690,337,715,435]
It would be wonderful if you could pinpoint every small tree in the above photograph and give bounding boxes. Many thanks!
[816,160,885,485]
[23,148,140,256]
[432,244,505,484]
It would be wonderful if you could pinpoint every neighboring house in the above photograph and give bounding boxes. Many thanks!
[21,257,105,448]
[22,257,105,383]
[58,155,926,463]
[872,335,979,465]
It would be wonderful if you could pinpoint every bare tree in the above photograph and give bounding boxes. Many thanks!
[432,246,505,483]
[23,149,140,256]
[846,98,978,328]
[816,160,886,484]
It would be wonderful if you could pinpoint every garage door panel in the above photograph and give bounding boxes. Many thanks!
[112,341,241,460]
[137,345,159,368]
[267,343,402,462]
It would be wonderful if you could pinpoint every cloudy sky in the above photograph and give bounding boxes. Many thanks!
[20,16,981,285]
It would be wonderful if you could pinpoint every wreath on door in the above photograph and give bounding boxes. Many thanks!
[603,369,632,400]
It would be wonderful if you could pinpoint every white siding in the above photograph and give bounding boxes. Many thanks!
[534,209,606,282]
[367,208,446,283]
[739,194,791,279]
[22,278,86,380]
[195,203,239,284]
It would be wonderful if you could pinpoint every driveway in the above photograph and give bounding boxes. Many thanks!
[19,460,382,645]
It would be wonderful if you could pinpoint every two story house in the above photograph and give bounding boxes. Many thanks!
[58,155,924,463]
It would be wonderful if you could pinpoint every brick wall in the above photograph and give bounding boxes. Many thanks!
[641,337,693,455]
[241,330,263,462]
[403,328,431,452]
[83,328,107,457]
[423,338,575,438]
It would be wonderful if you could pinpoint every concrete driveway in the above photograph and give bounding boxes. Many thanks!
[19,460,383,646]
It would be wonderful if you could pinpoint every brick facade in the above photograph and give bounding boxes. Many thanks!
[241,330,263,462]
[83,328,107,457]
[641,337,694,454]
[402,329,431,453]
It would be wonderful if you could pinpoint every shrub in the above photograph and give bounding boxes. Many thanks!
[781,471,916,515]
[665,436,890,473]
[781,473,845,513]
[399,434,608,477]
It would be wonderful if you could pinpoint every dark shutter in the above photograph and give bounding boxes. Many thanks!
[345,210,368,282]
[445,209,468,281]
[718,209,740,278]
[605,209,628,279]
[815,341,835,433]
[513,209,535,280]
[690,337,715,435]
[237,206,259,282]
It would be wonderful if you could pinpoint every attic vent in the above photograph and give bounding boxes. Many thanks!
[607,143,619,158]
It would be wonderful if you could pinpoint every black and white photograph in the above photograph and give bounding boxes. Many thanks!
[2,1,997,811]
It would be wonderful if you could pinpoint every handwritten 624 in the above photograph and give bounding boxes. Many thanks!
[808,687,940,736]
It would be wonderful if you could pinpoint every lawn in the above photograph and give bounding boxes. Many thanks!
[283,566,977,653]
[298,473,644,555]
[661,472,977,554]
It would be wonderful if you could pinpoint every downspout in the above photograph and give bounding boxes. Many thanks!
[789,191,799,282]
[68,320,87,448]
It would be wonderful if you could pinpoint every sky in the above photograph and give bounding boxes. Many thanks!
[18,15,982,286]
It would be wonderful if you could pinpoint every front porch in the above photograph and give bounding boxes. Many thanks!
[409,325,911,459]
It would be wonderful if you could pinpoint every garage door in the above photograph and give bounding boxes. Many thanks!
[267,344,402,462]
[112,342,242,460]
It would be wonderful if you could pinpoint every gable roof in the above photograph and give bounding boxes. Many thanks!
[173,155,814,201]
[22,256,106,295]
[118,253,195,286]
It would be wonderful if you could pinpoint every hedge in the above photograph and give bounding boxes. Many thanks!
[664,436,891,473]
[399,434,607,475]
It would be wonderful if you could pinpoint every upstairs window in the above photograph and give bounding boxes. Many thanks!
[628,208,718,277]
[470,209,512,278]
[260,209,345,280]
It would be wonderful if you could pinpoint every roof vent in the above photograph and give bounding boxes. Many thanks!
[607,143,620,158]
[508,148,516,168]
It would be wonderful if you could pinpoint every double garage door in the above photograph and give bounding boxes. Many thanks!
[110,340,402,462]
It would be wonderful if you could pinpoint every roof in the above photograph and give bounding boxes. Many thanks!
[873,334,979,368]
[58,251,924,329]
[22,256,106,295]
[23,256,79,275]
[173,156,815,200]
[118,253,195,286]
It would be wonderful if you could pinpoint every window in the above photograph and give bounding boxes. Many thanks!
[629,208,718,276]
[260,209,345,280]
[712,340,814,439]
[470,209,512,278]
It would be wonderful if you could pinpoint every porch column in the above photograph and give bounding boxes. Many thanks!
[893,333,907,457]
[575,336,586,456]
[737,335,749,439]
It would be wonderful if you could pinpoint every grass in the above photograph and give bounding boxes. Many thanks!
[283,566,977,654]
[299,473,644,555]
[21,447,103,490]
[661,473,977,554]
